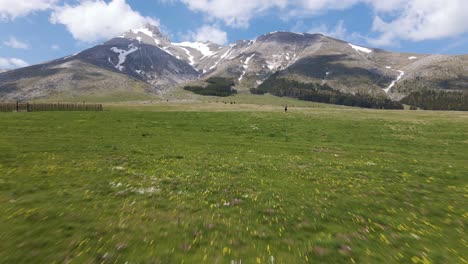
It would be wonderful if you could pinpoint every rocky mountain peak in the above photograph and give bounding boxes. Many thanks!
[256,31,324,45]
[119,23,171,47]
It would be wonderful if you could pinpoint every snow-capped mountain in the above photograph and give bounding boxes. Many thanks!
[0,24,200,100]
[191,31,420,95]
[0,23,466,102]
[118,24,224,72]
[120,24,172,48]
[190,31,466,98]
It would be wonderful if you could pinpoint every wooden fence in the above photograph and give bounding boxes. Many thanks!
[0,102,103,112]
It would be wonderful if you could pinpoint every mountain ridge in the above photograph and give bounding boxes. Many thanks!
[0,23,466,109]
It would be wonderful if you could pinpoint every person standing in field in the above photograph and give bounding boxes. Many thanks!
[285,105,288,112]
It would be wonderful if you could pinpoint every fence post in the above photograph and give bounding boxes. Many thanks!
[1,102,103,112]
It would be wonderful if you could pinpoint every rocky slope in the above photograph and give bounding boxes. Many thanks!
[390,55,468,100]
[199,32,436,96]
[0,60,152,101]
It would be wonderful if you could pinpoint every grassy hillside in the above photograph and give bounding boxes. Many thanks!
[0,60,155,102]
[0,104,466,263]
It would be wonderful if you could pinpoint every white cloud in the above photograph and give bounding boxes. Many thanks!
[51,44,60,50]
[3,36,28,49]
[0,0,57,20]
[185,25,228,45]
[178,0,288,28]
[289,0,361,16]
[0,57,28,69]
[171,0,360,27]
[366,0,408,12]
[172,0,468,46]
[307,20,348,39]
[300,0,468,45]
[369,0,468,46]
[50,0,158,43]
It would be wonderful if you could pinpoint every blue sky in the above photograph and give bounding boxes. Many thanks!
[1,0,467,69]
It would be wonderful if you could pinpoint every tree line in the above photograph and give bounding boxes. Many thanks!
[184,77,237,97]
[252,73,404,109]
[401,90,468,111]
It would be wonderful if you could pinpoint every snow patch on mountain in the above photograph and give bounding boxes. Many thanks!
[174,42,216,58]
[177,46,195,66]
[266,54,287,70]
[286,53,299,68]
[408,56,418,60]
[130,26,161,45]
[110,44,139,71]
[209,45,235,71]
[348,43,372,53]
[62,53,78,60]
[321,71,331,85]
[239,54,255,81]
[161,47,174,56]
[384,70,405,93]
[135,69,145,76]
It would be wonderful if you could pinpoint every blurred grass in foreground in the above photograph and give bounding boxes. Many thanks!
[0,104,466,263]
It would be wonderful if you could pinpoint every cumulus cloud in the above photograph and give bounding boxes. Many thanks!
[3,36,28,49]
[0,0,57,20]
[307,20,348,39]
[0,57,28,69]
[368,0,468,46]
[289,0,360,16]
[178,0,288,28]
[185,25,228,45]
[168,0,359,27]
[50,0,158,43]
[170,0,468,46]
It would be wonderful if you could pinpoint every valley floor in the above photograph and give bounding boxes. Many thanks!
[0,101,467,263]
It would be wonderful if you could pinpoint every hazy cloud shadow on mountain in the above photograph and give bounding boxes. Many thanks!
[286,54,393,88]
[0,65,61,81]
[0,83,18,93]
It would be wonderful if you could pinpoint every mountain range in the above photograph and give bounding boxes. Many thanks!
[0,24,467,109]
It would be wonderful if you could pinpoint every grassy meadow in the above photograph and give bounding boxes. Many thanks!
[0,100,467,263]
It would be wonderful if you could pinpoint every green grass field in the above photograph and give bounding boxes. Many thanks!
[0,102,467,263]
